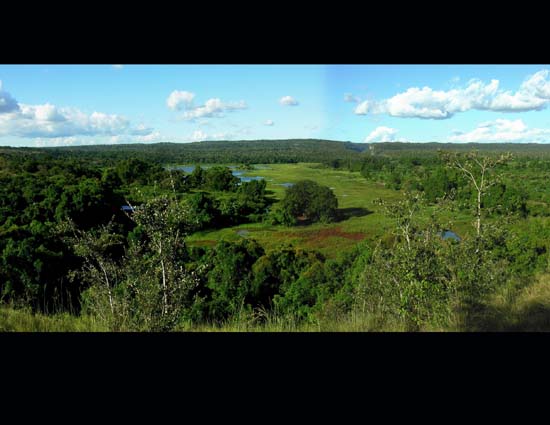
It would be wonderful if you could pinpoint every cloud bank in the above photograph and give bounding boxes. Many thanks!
[449,119,550,143]
[0,82,153,140]
[364,126,400,143]
[354,70,550,119]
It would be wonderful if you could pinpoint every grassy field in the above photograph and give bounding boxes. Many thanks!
[0,307,108,332]
[187,163,474,258]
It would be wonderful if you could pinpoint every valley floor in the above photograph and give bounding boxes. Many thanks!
[187,163,474,257]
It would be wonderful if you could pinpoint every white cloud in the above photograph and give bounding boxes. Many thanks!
[264,119,274,126]
[107,130,162,144]
[135,131,162,142]
[520,69,550,100]
[354,100,372,115]
[280,95,299,106]
[449,119,550,143]
[19,103,66,122]
[112,65,124,70]
[450,76,461,85]
[364,126,399,143]
[191,130,208,141]
[344,93,360,103]
[0,81,20,113]
[355,70,550,119]
[0,82,155,141]
[0,106,130,138]
[35,136,79,147]
[166,90,195,111]
[166,90,247,121]
[188,125,251,142]
[129,123,154,136]
[181,98,247,120]
[211,132,231,140]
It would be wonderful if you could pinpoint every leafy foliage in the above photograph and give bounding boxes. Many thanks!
[272,180,338,225]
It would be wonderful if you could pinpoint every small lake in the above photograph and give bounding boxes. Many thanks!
[168,165,264,182]
[239,176,264,182]
[276,183,294,188]
[441,230,461,241]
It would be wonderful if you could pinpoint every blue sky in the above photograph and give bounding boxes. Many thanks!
[1,64,550,146]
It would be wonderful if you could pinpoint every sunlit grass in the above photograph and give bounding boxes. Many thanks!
[0,307,109,332]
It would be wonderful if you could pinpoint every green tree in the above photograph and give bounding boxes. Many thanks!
[203,166,239,191]
[66,196,202,331]
[275,180,338,225]
[441,151,512,236]
[204,239,264,320]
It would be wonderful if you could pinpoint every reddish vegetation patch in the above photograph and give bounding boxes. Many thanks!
[286,226,367,243]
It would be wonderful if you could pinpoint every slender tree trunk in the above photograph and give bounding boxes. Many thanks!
[476,189,482,236]
[159,240,168,315]
[98,261,114,314]
[403,225,411,250]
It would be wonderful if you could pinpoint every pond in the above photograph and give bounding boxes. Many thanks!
[441,230,461,241]
[276,183,294,188]
[167,165,264,182]
[239,176,264,182]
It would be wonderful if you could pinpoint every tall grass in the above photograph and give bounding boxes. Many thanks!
[0,306,108,332]
[4,273,550,331]
[475,273,550,331]
[180,308,411,332]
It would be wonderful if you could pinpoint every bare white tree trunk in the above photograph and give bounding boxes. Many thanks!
[476,189,482,236]
[159,240,168,316]
[98,260,114,314]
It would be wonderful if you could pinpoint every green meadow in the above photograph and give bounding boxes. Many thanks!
[187,163,474,257]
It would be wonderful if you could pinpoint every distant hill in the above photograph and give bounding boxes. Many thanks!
[4,139,550,165]
[365,142,550,156]
[21,139,370,165]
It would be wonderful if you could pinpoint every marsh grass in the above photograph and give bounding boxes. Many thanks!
[186,163,475,258]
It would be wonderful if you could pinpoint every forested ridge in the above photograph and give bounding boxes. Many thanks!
[7,139,550,165]
[2,139,550,331]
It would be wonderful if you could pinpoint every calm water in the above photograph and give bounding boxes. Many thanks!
[441,230,461,241]
[168,165,264,182]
